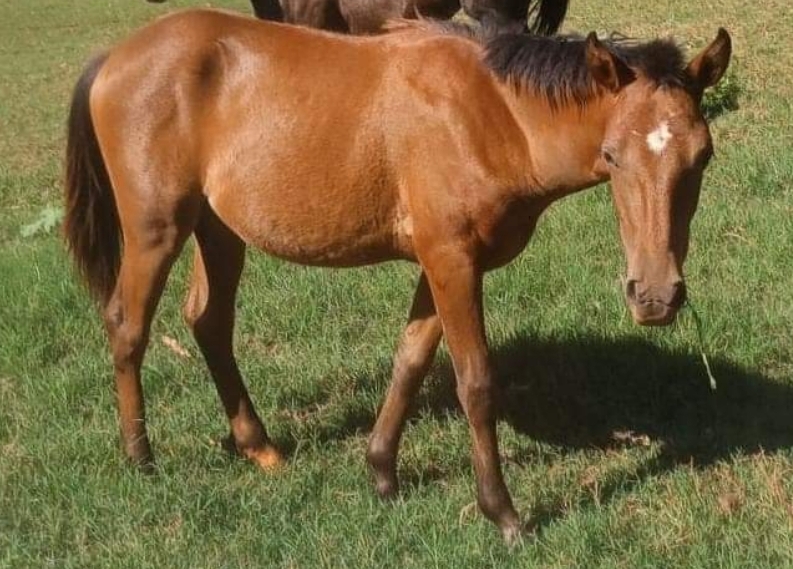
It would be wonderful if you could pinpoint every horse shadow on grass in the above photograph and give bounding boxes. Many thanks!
[483,333,793,531]
[275,331,793,531]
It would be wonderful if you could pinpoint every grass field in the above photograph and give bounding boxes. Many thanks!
[1,0,792,567]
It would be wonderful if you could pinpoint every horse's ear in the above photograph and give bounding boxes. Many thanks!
[585,32,633,92]
[686,28,732,94]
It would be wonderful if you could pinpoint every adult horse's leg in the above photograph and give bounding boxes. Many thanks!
[421,252,521,542]
[104,205,195,470]
[184,207,283,469]
[249,0,284,20]
[367,273,443,497]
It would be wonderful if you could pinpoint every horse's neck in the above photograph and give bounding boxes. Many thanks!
[502,88,612,200]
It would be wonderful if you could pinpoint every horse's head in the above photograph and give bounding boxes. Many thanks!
[585,29,731,326]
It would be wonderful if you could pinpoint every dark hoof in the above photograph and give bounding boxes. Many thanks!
[374,476,399,500]
[137,460,157,475]
[124,438,155,474]
[127,453,156,474]
[220,434,239,456]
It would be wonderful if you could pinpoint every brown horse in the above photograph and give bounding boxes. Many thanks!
[147,0,568,34]
[64,9,731,541]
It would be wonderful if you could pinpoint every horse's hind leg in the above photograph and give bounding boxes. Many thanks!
[184,207,283,470]
[366,273,442,497]
[105,207,196,470]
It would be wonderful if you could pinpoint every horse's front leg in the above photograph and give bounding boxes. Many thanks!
[422,250,521,543]
[367,272,442,497]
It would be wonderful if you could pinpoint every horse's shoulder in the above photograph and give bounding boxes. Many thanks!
[383,34,501,110]
[385,31,487,78]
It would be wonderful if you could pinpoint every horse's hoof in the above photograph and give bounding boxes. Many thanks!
[498,515,531,548]
[374,476,399,500]
[220,434,285,470]
[136,459,157,475]
[501,522,524,547]
[366,446,398,499]
[243,444,285,470]
[367,462,399,499]
[125,442,155,474]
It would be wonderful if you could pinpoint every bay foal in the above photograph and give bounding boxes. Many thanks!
[64,10,731,540]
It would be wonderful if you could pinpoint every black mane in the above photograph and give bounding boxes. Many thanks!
[425,20,688,108]
[485,33,687,107]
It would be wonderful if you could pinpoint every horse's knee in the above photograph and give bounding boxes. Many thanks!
[455,365,495,411]
[105,306,141,367]
[110,318,148,369]
[103,295,123,336]
[394,321,438,375]
[393,345,429,381]
[103,299,146,366]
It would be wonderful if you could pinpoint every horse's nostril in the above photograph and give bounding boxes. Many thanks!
[625,279,638,302]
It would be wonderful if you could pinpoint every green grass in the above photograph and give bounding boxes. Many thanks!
[1,0,792,567]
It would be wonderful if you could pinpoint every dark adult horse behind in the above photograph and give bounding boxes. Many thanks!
[64,10,731,541]
[146,0,568,34]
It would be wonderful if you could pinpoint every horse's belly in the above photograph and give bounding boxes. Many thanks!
[242,216,400,267]
[207,180,407,267]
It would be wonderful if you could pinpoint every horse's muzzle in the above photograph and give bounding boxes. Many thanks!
[625,279,686,326]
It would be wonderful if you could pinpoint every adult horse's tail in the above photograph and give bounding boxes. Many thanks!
[63,53,120,305]
[529,0,568,35]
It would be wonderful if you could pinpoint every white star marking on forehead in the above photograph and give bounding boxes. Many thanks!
[646,122,672,155]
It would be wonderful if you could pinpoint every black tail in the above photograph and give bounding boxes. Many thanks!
[63,53,120,305]
[527,0,568,35]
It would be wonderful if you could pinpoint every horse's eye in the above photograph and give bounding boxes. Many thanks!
[603,149,618,167]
